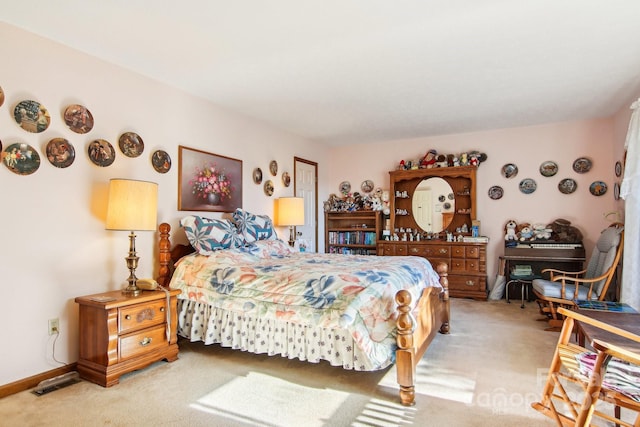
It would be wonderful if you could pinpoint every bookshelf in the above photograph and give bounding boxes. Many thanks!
[324,211,381,255]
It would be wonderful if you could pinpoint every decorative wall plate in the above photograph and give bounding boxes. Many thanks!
[501,163,518,178]
[0,138,2,152]
[339,181,351,195]
[573,157,592,173]
[264,180,274,196]
[2,142,40,175]
[118,132,144,158]
[519,178,537,194]
[63,104,94,134]
[614,182,620,200]
[87,139,115,167]
[269,160,278,176]
[46,138,75,168]
[615,160,622,177]
[361,179,374,193]
[13,100,50,133]
[558,178,577,194]
[253,167,263,184]
[539,161,558,177]
[488,185,503,200]
[589,181,607,196]
[0,85,4,107]
[151,149,171,173]
[282,171,291,187]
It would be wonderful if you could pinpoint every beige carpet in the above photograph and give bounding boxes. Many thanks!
[1,299,563,426]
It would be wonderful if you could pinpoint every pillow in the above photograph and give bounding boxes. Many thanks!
[180,215,242,254]
[242,239,293,258]
[232,208,277,244]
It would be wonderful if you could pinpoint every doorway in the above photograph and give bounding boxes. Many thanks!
[294,157,318,252]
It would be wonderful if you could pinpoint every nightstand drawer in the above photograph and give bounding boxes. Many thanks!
[119,300,166,334]
[119,325,167,360]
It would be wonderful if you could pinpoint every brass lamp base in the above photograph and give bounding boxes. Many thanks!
[288,226,296,247]
[122,231,142,297]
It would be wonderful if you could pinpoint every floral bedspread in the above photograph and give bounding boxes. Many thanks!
[169,241,442,364]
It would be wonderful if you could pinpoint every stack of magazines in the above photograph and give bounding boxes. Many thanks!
[512,265,533,277]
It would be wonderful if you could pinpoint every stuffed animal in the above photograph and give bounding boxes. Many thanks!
[519,224,534,241]
[533,223,552,240]
[505,220,518,241]
[547,218,583,242]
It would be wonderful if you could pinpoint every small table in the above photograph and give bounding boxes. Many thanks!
[575,306,640,349]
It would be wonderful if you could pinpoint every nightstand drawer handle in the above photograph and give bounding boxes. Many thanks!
[139,337,152,346]
[160,307,165,312]
[125,315,131,320]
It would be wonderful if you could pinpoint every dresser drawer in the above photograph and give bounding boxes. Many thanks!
[408,244,449,258]
[119,299,166,334]
[449,275,484,292]
[119,325,167,360]
[465,246,480,258]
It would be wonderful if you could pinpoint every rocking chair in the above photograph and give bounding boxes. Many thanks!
[532,223,624,330]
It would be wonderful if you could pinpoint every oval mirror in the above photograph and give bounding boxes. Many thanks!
[411,177,455,233]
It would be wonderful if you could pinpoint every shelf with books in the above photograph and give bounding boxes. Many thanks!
[324,210,381,256]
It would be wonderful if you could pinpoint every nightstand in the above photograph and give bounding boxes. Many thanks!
[75,288,180,387]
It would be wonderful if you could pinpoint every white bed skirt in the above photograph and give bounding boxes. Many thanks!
[177,299,392,371]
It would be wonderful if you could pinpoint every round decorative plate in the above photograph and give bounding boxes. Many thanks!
[558,178,577,194]
[87,139,115,167]
[0,138,2,152]
[269,160,278,176]
[2,142,40,175]
[539,160,558,177]
[63,104,94,134]
[13,100,50,133]
[253,167,263,184]
[488,185,504,200]
[46,138,75,168]
[361,179,374,193]
[615,161,622,177]
[151,149,171,173]
[501,163,518,178]
[282,171,291,187]
[614,182,620,200]
[0,85,4,107]
[573,157,592,173]
[590,181,607,196]
[118,132,144,158]
[339,181,351,195]
[264,180,274,196]
[519,178,537,194]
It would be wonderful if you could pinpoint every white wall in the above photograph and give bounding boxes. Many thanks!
[328,119,623,282]
[0,23,329,385]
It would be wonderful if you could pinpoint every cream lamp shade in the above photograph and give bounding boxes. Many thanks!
[275,197,305,247]
[106,179,158,231]
[274,197,305,226]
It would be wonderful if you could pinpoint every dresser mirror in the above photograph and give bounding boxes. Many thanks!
[411,177,455,233]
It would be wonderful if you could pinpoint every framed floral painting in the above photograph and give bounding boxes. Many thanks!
[178,145,243,212]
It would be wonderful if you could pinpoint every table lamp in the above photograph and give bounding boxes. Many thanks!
[105,179,158,296]
[274,197,305,247]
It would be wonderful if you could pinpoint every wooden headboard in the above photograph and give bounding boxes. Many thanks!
[157,223,195,287]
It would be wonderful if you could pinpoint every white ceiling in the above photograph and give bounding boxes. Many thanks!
[4,1,640,146]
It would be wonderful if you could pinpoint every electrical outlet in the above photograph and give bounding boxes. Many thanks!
[48,318,59,336]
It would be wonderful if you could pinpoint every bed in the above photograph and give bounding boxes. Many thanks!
[156,212,450,406]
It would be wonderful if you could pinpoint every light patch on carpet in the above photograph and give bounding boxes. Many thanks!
[378,363,476,404]
[192,371,349,426]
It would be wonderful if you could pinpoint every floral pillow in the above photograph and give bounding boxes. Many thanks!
[241,239,293,258]
[180,215,242,254]
[232,208,277,244]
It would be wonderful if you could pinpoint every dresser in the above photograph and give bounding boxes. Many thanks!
[75,288,180,387]
[378,240,487,300]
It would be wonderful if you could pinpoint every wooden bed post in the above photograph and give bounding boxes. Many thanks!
[157,223,172,288]
[395,262,450,406]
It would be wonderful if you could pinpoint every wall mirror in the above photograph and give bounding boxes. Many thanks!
[411,177,455,233]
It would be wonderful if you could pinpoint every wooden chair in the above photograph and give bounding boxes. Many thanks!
[532,223,624,330]
[532,307,640,426]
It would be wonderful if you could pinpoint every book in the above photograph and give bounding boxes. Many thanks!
[574,300,638,313]
[462,236,489,243]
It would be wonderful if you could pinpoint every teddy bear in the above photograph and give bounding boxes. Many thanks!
[547,218,583,242]
[504,220,518,241]
[532,223,552,240]
[518,224,534,241]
